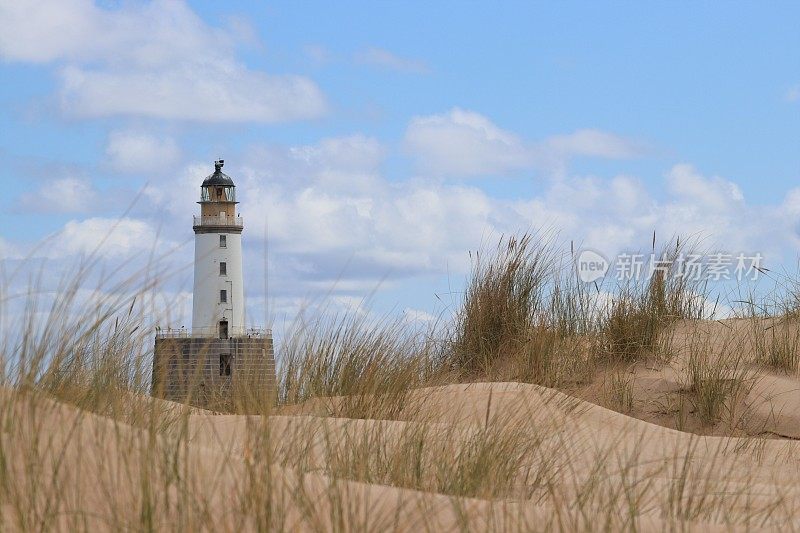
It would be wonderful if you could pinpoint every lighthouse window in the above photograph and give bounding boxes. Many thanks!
[219,235,227,248]
[219,262,227,276]
[219,354,232,376]
[220,289,227,303]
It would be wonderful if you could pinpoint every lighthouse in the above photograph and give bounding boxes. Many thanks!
[191,160,245,338]
[152,161,275,411]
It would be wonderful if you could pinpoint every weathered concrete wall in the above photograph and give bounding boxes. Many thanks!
[152,335,276,411]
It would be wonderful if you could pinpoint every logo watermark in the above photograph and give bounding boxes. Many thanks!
[575,249,764,283]
[576,249,610,283]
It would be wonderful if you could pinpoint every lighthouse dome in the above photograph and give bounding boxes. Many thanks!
[201,160,235,187]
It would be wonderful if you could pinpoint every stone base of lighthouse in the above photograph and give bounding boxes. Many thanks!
[152,334,276,412]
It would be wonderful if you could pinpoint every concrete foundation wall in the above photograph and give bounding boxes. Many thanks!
[152,335,276,410]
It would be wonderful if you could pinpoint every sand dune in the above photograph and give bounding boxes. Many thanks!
[3,374,800,531]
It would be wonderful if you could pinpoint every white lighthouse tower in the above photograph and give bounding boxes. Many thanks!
[152,160,275,410]
[191,159,245,338]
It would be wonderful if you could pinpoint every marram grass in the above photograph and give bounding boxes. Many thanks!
[0,233,798,530]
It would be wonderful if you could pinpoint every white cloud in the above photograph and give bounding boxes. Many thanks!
[289,134,385,173]
[0,0,248,82]
[40,131,800,322]
[545,129,641,159]
[257,186,376,254]
[781,188,800,217]
[405,108,531,176]
[0,0,327,122]
[252,181,490,273]
[405,109,642,178]
[105,130,180,173]
[403,307,437,323]
[179,138,790,291]
[0,0,230,64]
[248,158,778,287]
[510,162,797,262]
[55,217,160,258]
[0,0,103,63]
[59,64,326,122]
[147,143,498,280]
[20,177,96,213]
[143,162,209,221]
[666,163,744,213]
[237,134,387,196]
[355,47,429,74]
[609,175,653,215]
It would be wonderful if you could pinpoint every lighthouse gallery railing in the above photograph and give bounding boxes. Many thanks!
[155,326,270,339]
[193,215,243,227]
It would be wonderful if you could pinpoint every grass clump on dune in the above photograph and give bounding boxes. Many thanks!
[738,284,800,374]
[447,233,707,386]
[449,234,554,376]
[448,233,599,387]
[600,239,707,363]
[278,310,439,419]
[684,336,755,426]
[750,319,800,374]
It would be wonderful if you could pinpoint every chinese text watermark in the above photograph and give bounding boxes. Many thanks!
[576,249,764,283]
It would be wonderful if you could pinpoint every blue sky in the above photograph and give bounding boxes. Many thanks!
[0,0,798,327]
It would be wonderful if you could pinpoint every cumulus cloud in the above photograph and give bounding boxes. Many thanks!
[136,136,788,296]
[59,65,326,122]
[241,177,491,277]
[655,165,775,256]
[0,0,326,122]
[289,134,385,172]
[405,108,531,176]
[38,130,800,323]
[403,308,437,323]
[237,134,387,196]
[250,156,792,288]
[55,217,160,258]
[0,0,231,64]
[355,47,429,74]
[545,129,642,160]
[405,108,642,177]
[666,164,744,213]
[143,162,209,222]
[105,130,180,173]
[20,177,96,213]
[0,0,104,63]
